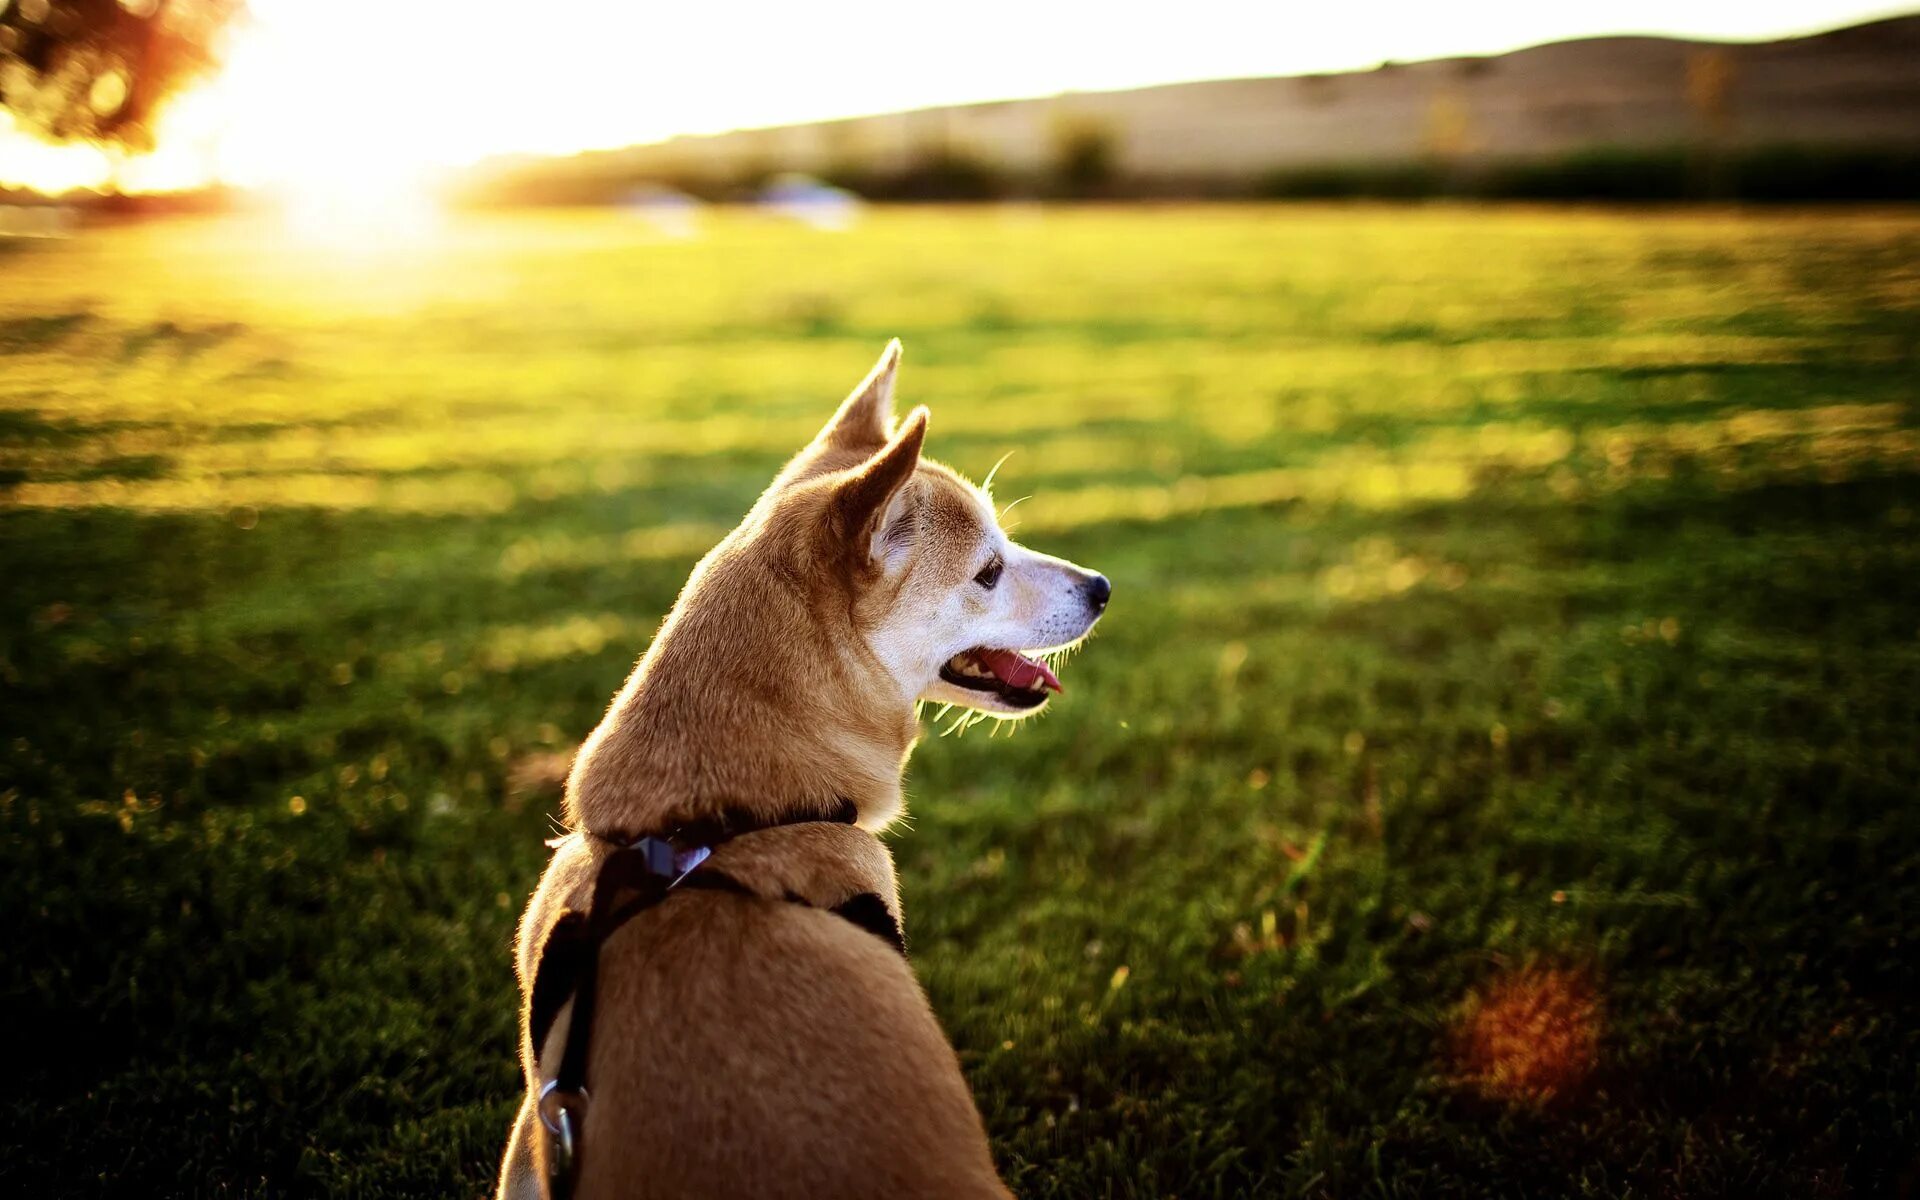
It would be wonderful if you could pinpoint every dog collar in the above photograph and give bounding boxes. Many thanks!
[577,793,860,851]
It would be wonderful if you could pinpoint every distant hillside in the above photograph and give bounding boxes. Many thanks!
[467,15,1920,202]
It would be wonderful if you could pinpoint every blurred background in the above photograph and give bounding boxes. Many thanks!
[3,2,1917,1196]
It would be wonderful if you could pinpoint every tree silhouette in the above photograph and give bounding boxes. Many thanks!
[0,0,242,149]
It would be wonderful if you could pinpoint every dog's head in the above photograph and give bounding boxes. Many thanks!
[566,340,1109,833]
[760,340,1109,720]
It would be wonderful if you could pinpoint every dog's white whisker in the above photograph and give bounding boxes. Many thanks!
[997,494,1033,530]
[981,450,1016,496]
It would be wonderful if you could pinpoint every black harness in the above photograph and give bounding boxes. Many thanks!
[530,801,906,1200]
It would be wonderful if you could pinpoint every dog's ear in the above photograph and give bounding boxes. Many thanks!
[815,339,902,452]
[831,405,927,568]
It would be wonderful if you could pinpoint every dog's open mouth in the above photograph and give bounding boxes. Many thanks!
[939,647,1062,709]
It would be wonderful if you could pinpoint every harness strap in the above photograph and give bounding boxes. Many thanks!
[536,841,686,1200]
[531,804,900,1200]
[827,890,908,958]
[528,911,590,1062]
[551,849,676,1108]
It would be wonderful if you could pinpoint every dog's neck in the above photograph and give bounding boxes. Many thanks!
[565,552,918,839]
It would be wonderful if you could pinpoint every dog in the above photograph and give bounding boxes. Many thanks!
[496,341,1109,1199]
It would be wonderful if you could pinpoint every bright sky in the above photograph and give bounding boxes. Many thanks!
[1,0,1912,195]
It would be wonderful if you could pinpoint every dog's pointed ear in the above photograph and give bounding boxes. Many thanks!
[816,339,902,452]
[831,405,927,567]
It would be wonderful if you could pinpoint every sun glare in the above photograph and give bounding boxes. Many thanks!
[1452,966,1602,1103]
[1,0,451,239]
[202,3,448,240]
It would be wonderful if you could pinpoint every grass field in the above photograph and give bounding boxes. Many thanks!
[2,205,1917,1198]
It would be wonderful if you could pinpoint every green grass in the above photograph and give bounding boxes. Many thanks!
[2,205,1917,1198]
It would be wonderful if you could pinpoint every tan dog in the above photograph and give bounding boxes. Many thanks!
[496,341,1109,1200]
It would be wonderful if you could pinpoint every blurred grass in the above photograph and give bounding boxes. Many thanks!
[2,205,1917,1198]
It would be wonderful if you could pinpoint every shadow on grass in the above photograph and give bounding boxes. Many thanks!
[0,310,92,354]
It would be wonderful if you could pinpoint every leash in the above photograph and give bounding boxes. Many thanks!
[531,800,904,1200]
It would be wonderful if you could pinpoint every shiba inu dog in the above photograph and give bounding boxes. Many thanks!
[496,341,1109,1200]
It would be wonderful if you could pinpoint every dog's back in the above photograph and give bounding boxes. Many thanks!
[577,887,1006,1198]
[500,826,1009,1200]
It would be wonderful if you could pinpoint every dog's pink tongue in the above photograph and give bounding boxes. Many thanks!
[978,649,1062,693]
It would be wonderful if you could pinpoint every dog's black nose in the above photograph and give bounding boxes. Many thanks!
[1085,573,1111,613]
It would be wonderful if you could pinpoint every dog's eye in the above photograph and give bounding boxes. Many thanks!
[973,556,1003,590]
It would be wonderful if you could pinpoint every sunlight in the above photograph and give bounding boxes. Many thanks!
[269,172,443,245]
[203,3,449,240]
[0,117,112,192]
[1,1,450,235]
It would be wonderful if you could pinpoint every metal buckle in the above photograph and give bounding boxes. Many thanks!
[629,834,710,884]
[538,1077,588,1135]
[538,1079,587,1198]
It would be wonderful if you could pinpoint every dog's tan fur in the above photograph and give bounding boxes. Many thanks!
[496,342,1105,1199]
